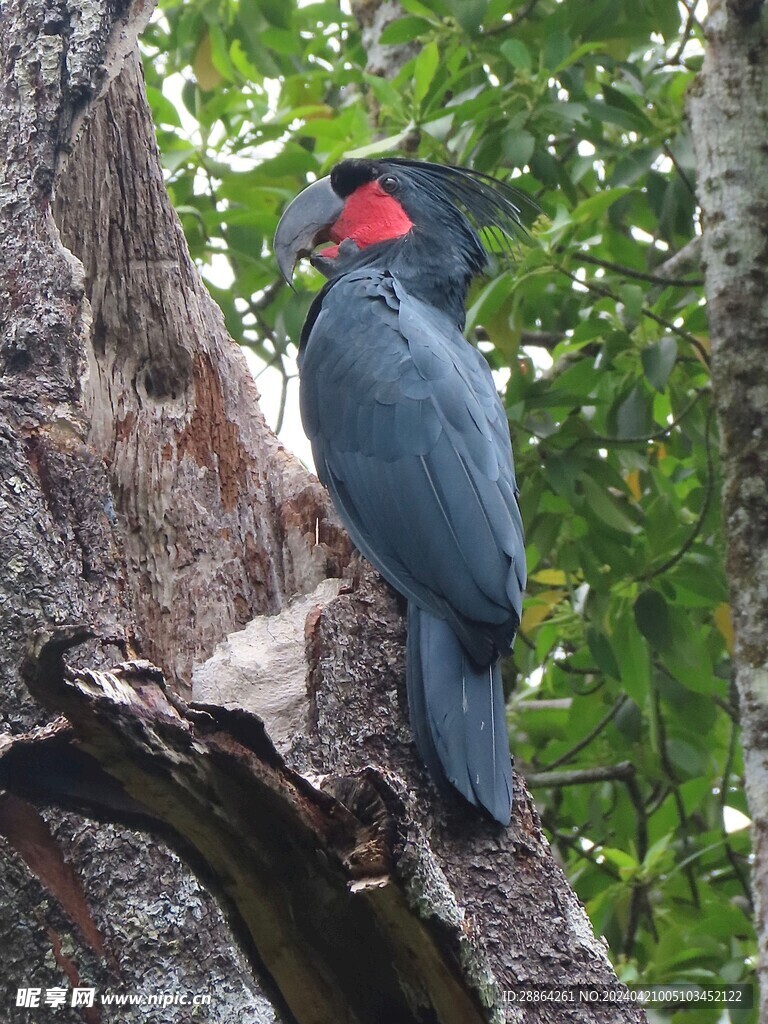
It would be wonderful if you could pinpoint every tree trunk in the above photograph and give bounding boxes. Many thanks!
[0,1,645,1021]
[689,0,768,1015]
[0,2,290,1021]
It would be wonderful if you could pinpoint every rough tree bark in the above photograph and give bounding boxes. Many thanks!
[0,2,295,1021]
[0,1,646,1022]
[689,0,768,1016]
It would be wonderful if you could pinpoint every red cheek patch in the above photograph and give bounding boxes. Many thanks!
[330,181,413,250]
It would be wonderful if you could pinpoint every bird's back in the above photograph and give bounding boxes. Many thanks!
[299,266,525,661]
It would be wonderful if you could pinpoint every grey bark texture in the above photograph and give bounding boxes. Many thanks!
[689,0,768,1016]
[0,0,646,1022]
[350,0,419,78]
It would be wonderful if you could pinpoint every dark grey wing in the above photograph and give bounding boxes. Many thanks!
[299,269,525,662]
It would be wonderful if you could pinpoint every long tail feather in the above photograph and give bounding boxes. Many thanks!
[407,603,513,825]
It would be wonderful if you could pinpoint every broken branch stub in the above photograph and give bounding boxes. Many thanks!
[6,629,494,1024]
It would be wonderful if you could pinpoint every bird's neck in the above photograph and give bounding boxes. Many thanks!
[322,228,487,328]
[386,243,473,327]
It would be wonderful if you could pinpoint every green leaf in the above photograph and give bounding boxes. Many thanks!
[634,589,674,652]
[580,474,639,534]
[660,611,720,693]
[600,846,639,875]
[260,27,300,56]
[611,605,652,704]
[399,0,441,17]
[611,385,653,439]
[379,16,432,45]
[345,130,415,159]
[665,738,712,779]
[444,0,488,33]
[602,85,653,131]
[146,85,182,128]
[642,337,678,392]
[258,0,292,28]
[543,30,571,71]
[615,699,642,741]
[587,627,620,678]
[641,833,674,875]
[413,40,440,106]
[586,99,649,132]
[552,40,610,73]
[502,130,535,170]
[500,39,532,72]
[207,22,236,82]
[619,284,644,323]
[647,0,683,40]
[570,187,635,224]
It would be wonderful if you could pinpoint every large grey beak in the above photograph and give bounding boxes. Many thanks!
[274,176,345,283]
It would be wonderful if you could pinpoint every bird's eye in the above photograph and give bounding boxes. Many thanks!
[379,175,399,193]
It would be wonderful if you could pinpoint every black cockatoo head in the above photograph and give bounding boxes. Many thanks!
[275,158,530,320]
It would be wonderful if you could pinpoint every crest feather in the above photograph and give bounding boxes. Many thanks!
[377,157,536,252]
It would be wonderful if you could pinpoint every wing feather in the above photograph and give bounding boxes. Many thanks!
[301,269,525,657]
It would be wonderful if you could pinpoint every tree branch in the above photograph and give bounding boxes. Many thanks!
[653,236,702,281]
[526,762,636,788]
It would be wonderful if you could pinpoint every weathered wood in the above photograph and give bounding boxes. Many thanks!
[55,54,350,693]
[4,631,490,1024]
[2,621,644,1024]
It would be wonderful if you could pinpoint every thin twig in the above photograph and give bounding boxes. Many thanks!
[519,698,573,711]
[638,401,715,581]
[651,683,700,908]
[515,630,602,678]
[581,388,707,447]
[511,388,707,452]
[538,697,628,772]
[509,0,540,27]
[275,371,290,435]
[719,717,754,908]
[521,329,564,349]
[622,771,652,954]
[553,658,600,677]
[626,776,649,863]
[623,883,645,957]
[713,694,739,720]
[483,0,540,35]
[251,277,285,310]
[573,252,703,288]
[473,327,564,350]
[545,823,621,881]
[565,675,607,697]
[251,346,287,381]
[557,265,710,364]
[662,141,697,199]
[663,0,700,67]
